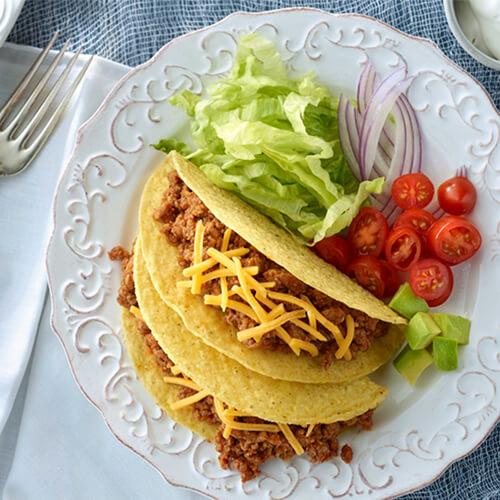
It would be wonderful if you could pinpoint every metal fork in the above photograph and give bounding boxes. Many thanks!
[0,32,94,176]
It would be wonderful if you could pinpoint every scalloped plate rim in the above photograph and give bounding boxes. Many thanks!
[46,8,500,500]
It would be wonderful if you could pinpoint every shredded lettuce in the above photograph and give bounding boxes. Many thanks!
[154,33,384,244]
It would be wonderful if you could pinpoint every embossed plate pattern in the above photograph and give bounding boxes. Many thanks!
[46,9,500,499]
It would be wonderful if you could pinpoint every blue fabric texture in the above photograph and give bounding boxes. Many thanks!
[8,1,499,498]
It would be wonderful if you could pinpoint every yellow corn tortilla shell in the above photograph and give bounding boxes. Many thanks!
[138,157,405,384]
[133,242,388,425]
[121,307,218,441]
[170,151,406,325]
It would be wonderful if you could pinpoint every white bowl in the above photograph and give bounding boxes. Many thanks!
[0,0,25,47]
[444,0,500,70]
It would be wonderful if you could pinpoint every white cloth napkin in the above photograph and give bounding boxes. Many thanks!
[0,42,74,435]
[1,295,202,499]
[0,43,204,499]
[0,42,126,435]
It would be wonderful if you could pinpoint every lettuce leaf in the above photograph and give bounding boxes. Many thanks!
[157,33,384,244]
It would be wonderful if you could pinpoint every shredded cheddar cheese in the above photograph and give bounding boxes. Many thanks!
[163,368,311,454]
[267,303,286,321]
[182,248,249,277]
[336,314,355,359]
[163,376,202,392]
[277,423,305,455]
[171,365,182,375]
[236,310,306,342]
[233,257,268,322]
[290,318,327,341]
[219,229,232,311]
[204,295,258,321]
[191,221,205,294]
[223,424,232,439]
[306,424,315,437]
[207,247,269,297]
[177,266,259,289]
[300,295,351,360]
[289,338,319,356]
[222,408,251,418]
[129,306,143,321]
[307,308,317,330]
[275,326,300,356]
[177,221,357,360]
[213,398,280,433]
[170,390,210,410]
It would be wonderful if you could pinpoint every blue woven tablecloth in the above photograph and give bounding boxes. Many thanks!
[8,1,499,498]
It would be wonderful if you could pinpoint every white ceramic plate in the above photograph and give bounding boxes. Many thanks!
[0,0,25,47]
[47,8,500,499]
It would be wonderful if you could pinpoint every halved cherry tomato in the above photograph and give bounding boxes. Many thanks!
[393,209,436,247]
[347,256,386,299]
[391,173,435,210]
[385,226,422,271]
[437,176,477,215]
[347,206,389,258]
[409,258,454,306]
[313,235,350,272]
[380,260,401,297]
[427,216,481,265]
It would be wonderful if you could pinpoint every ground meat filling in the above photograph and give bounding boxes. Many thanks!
[214,412,372,482]
[110,245,177,376]
[110,246,370,482]
[154,171,388,366]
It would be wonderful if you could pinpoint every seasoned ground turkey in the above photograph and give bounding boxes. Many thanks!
[340,444,353,464]
[154,171,388,367]
[215,412,372,482]
[109,245,137,309]
[110,246,370,483]
[109,246,175,378]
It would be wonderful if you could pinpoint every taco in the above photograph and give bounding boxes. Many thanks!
[137,152,405,384]
[117,244,389,482]
[121,305,218,442]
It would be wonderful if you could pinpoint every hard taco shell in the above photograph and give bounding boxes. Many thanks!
[122,306,218,441]
[133,238,389,425]
[138,155,404,384]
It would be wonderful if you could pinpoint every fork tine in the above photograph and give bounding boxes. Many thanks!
[6,38,72,138]
[22,55,94,167]
[0,31,59,128]
[18,47,83,145]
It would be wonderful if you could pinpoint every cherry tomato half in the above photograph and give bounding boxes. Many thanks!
[347,256,386,299]
[409,258,454,307]
[427,216,481,265]
[437,176,477,215]
[380,260,401,297]
[313,235,350,272]
[347,206,389,258]
[385,226,422,271]
[393,209,436,247]
[391,173,435,210]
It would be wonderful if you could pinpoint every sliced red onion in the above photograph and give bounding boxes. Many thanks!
[339,92,390,182]
[359,69,413,179]
[338,94,361,180]
[338,62,423,224]
[378,97,422,224]
[357,63,395,168]
[357,63,377,115]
